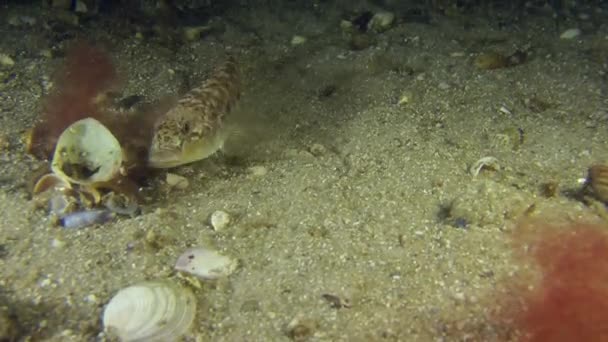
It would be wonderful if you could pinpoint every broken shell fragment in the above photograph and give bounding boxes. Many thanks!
[103,280,196,342]
[51,118,123,185]
[587,164,608,203]
[469,156,500,177]
[32,173,72,195]
[102,192,140,217]
[210,210,231,231]
[31,173,78,216]
[60,209,115,229]
[175,247,238,280]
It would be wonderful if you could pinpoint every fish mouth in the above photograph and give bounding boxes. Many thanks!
[147,148,186,169]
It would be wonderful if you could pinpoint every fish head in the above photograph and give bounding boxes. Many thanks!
[148,105,225,169]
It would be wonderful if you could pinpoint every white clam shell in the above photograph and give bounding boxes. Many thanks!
[102,280,196,342]
[175,247,237,280]
[51,118,123,185]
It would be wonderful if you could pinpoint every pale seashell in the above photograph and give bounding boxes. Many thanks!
[103,280,196,342]
[175,247,238,280]
[51,118,123,185]
[210,210,231,231]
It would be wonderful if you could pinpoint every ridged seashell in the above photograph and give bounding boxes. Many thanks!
[587,164,608,202]
[103,280,196,342]
[175,247,238,280]
[51,118,123,185]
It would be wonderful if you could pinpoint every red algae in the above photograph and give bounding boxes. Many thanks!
[28,41,118,159]
[501,219,608,342]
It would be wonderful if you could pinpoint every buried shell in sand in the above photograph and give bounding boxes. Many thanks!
[102,280,196,342]
[175,247,238,280]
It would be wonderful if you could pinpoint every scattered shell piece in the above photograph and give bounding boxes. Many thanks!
[469,157,500,177]
[175,247,237,280]
[368,11,395,33]
[103,280,196,342]
[102,192,140,217]
[0,54,15,67]
[308,143,327,157]
[398,92,412,106]
[286,314,316,341]
[248,165,267,177]
[210,210,231,231]
[166,173,189,190]
[32,173,72,195]
[48,191,79,217]
[586,164,608,203]
[321,293,351,309]
[51,0,72,9]
[71,0,88,12]
[560,28,581,39]
[60,209,115,229]
[78,185,102,207]
[474,52,508,70]
[183,26,211,41]
[291,35,307,46]
[0,134,8,151]
[339,19,353,31]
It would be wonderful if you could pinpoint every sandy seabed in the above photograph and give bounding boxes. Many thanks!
[1,2,607,341]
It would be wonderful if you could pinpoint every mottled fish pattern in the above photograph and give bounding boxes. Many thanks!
[148,57,240,168]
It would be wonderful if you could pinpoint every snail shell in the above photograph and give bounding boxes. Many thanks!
[102,280,196,342]
[588,164,608,202]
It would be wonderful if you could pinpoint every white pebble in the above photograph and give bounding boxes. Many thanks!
[166,173,189,190]
[368,11,395,32]
[210,210,231,231]
[248,165,267,177]
[560,28,581,40]
[0,54,15,67]
[291,35,307,46]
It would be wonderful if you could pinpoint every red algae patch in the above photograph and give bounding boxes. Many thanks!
[28,41,118,160]
[502,219,608,342]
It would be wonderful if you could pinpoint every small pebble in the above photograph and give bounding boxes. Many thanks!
[0,54,15,67]
[248,165,267,177]
[560,28,581,40]
[166,173,189,190]
[368,11,395,33]
[438,82,450,90]
[291,35,307,46]
[309,143,327,157]
[210,210,231,231]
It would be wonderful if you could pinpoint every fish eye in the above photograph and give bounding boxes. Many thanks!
[182,123,190,134]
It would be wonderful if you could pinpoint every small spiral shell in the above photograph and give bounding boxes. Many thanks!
[587,164,608,203]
